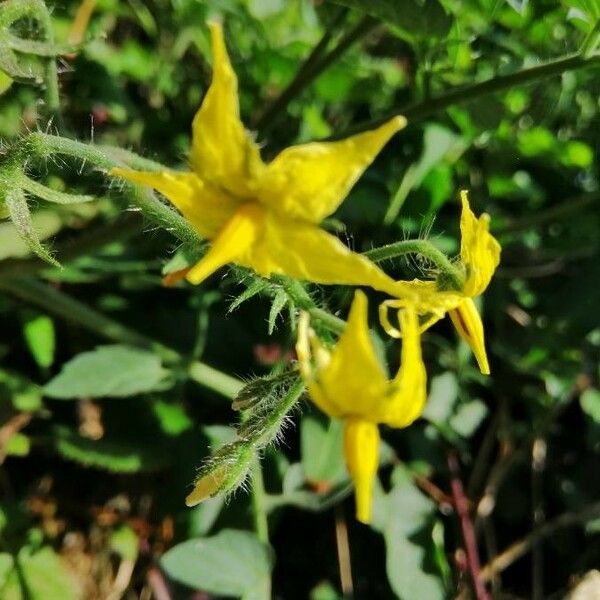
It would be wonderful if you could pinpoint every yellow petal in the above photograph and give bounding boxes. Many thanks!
[110,168,238,239]
[189,22,264,197]
[381,304,427,428]
[240,211,409,297]
[459,190,501,297]
[316,291,388,417]
[449,298,490,375]
[258,116,406,223]
[295,311,343,417]
[186,202,264,285]
[343,418,380,524]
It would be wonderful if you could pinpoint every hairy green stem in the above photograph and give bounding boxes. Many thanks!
[250,456,270,545]
[15,132,199,246]
[0,277,243,399]
[364,239,464,290]
[330,52,600,139]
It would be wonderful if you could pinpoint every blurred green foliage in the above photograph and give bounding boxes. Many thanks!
[0,0,599,598]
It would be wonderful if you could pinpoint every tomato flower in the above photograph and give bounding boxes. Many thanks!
[380,191,501,374]
[296,290,426,523]
[112,22,407,296]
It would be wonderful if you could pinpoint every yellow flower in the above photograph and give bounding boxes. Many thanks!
[111,22,407,296]
[380,191,501,374]
[296,290,426,523]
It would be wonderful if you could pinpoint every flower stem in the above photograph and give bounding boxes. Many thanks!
[364,239,464,290]
[250,455,269,545]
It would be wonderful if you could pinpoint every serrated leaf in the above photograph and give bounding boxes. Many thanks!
[268,289,288,335]
[5,187,60,267]
[54,426,167,472]
[161,530,272,598]
[229,278,270,312]
[23,314,55,369]
[45,345,169,399]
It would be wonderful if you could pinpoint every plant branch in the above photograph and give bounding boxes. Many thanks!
[448,450,490,600]
[0,277,243,399]
[257,14,377,137]
[254,7,347,133]
[479,501,600,583]
[364,239,464,290]
[330,52,600,139]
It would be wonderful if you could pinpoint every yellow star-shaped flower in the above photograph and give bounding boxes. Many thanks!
[296,290,426,524]
[380,191,501,374]
[111,22,407,296]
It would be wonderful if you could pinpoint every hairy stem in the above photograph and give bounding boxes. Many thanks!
[364,239,464,290]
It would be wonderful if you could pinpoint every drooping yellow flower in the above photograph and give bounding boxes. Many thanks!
[296,290,426,524]
[380,191,501,374]
[111,22,408,296]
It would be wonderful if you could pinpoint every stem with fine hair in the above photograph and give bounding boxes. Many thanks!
[364,239,464,290]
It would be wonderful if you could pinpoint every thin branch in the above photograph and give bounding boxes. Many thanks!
[257,15,378,138]
[480,501,600,583]
[329,52,600,139]
[448,451,490,600]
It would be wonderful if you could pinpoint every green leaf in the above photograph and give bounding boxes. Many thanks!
[300,414,346,485]
[1,546,82,600]
[268,289,288,335]
[373,472,445,600]
[0,369,43,411]
[0,69,12,94]
[110,525,139,561]
[385,125,466,222]
[54,426,167,472]
[152,400,193,436]
[161,530,273,598]
[422,372,458,424]
[449,400,488,438]
[6,433,30,456]
[580,388,600,424]
[333,0,452,38]
[4,187,60,267]
[23,314,55,369]
[44,345,169,399]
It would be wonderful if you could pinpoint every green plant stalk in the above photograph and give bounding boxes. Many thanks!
[17,133,199,246]
[0,277,243,399]
[581,19,600,58]
[364,239,464,290]
[330,52,600,139]
[254,6,347,133]
[250,456,270,545]
[274,277,346,335]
